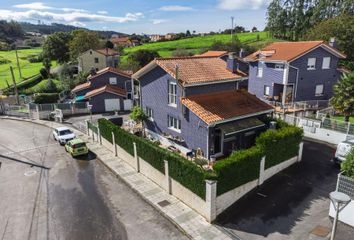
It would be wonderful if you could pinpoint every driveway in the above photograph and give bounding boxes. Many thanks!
[216,140,354,240]
[0,119,188,240]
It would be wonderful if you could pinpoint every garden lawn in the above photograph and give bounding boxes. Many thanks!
[0,48,56,89]
[332,115,354,123]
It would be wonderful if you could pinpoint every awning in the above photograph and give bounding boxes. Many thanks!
[75,95,86,102]
[219,118,265,136]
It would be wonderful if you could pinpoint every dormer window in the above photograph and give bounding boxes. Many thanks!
[307,58,316,70]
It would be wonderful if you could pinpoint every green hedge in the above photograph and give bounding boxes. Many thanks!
[213,146,263,195]
[33,93,59,104]
[256,123,303,169]
[3,74,43,95]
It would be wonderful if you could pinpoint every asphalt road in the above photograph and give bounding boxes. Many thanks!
[217,140,354,240]
[0,119,188,240]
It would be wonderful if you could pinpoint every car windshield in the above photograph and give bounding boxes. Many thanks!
[73,143,86,148]
[59,129,73,136]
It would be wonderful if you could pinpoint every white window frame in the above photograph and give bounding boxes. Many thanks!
[146,107,153,121]
[322,57,331,69]
[257,67,263,77]
[315,84,324,96]
[168,115,181,133]
[109,77,117,85]
[264,85,270,96]
[307,58,316,70]
[274,64,284,70]
[168,81,177,107]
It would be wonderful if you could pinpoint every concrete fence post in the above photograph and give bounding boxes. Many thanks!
[258,156,266,185]
[205,180,217,223]
[164,160,171,194]
[112,132,117,156]
[86,120,90,136]
[133,142,140,172]
[298,142,304,162]
[98,127,102,145]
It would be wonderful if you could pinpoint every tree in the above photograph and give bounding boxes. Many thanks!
[128,49,160,68]
[42,31,72,63]
[341,148,354,179]
[130,106,148,136]
[330,72,354,122]
[44,79,58,93]
[59,63,75,90]
[69,30,100,59]
[186,30,191,37]
[105,40,114,49]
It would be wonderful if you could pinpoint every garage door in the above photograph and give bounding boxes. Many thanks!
[104,99,120,112]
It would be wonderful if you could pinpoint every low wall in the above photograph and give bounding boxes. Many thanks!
[139,157,166,189]
[304,128,347,145]
[263,156,298,182]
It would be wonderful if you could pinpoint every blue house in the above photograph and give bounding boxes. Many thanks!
[132,55,273,159]
[71,67,132,113]
[245,40,346,105]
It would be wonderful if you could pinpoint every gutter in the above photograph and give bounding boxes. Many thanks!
[183,77,248,87]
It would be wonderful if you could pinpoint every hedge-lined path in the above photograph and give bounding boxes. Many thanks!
[0,116,233,240]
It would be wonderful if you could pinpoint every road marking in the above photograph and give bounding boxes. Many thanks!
[1,143,58,156]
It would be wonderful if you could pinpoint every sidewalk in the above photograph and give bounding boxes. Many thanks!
[0,116,234,240]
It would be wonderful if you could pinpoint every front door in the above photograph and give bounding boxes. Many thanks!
[213,129,222,155]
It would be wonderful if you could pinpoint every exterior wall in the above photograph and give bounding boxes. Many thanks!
[78,50,108,73]
[185,81,239,96]
[290,47,340,101]
[90,72,131,93]
[140,66,209,157]
[88,92,125,113]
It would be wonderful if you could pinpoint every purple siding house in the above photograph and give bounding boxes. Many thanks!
[245,40,346,105]
[71,67,132,113]
[132,55,273,159]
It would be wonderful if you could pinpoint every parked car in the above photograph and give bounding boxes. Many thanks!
[333,139,354,164]
[53,127,76,145]
[65,138,89,157]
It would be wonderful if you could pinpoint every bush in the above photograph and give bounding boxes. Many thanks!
[213,146,263,195]
[44,79,58,93]
[27,54,43,63]
[40,68,49,79]
[33,93,59,104]
[341,148,354,179]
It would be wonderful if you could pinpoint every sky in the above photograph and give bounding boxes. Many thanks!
[0,0,270,34]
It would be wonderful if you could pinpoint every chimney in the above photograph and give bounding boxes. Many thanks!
[227,52,239,73]
[239,48,245,58]
[329,37,337,48]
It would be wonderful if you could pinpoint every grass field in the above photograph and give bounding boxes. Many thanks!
[332,115,354,123]
[123,31,274,58]
[0,48,56,89]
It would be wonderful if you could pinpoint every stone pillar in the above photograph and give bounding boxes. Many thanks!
[98,127,102,145]
[133,142,140,172]
[112,132,117,156]
[164,160,171,194]
[258,156,266,185]
[205,180,217,223]
[298,142,304,162]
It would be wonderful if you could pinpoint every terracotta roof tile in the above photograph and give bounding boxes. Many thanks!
[154,56,246,85]
[71,82,91,93]
[197,51,228,57]
[181,90,273,125]
[95,48,119,56]
[85,85,126,98]
[89,67,132,80]
[245,41,346,62]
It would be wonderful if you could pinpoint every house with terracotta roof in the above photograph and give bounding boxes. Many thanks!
[72,67,132,113]
[111,37,139,48]
[132,55,273,159]
[245,39,346,105]
[78,48,120,73]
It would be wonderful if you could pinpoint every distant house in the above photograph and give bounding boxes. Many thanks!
[165,33,176,41]
[72,67,132,113]
[111,37,139,48]
[78,48,119,73]
[245,40,346,105]
[150,34,165,42]
[132,56,273,159]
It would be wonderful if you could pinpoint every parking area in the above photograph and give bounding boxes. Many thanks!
[217,140,354,240]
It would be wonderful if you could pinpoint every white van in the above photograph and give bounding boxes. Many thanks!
[333,139,354,164]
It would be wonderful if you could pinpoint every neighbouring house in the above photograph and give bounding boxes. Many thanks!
[71,67,132,113]
[111,37,139,48]
[132,56,273,159]
[165,33,176,41]
[78,48,120,73]
[149,34,165,42]
[245,39,346,105]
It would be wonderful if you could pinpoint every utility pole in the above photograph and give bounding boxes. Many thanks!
[15,46,23,80]
[10,66,19,105]
[231,16,235,40]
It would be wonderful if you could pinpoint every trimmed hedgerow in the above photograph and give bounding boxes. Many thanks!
[213,146,263,196]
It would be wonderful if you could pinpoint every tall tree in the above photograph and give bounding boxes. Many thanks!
[128,49,160,68]
[69,30,100,59]
[42,31,72,64]
[330,72,354,122]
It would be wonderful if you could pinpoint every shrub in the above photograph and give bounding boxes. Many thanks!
[44,79,58,93]
[33,93,59,104]
[40,68,49,79]
[341,148,354,179]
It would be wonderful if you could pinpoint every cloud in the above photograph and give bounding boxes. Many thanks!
[159,5,193,11]
[97,10,108,15]
[151,19,168,25]
[0,9,144,24]
[13,2,52,10]
[218,0,269,10]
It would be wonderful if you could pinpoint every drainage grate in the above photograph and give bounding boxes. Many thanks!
[157,200,171,207]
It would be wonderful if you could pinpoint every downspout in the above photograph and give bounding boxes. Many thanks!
[131,76,135,105]
[206,125,210,159]
[289,64,299,101]
[282,62,290,106]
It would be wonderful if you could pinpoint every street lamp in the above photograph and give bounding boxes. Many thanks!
[329,191,351,240]
[88,104,93,122]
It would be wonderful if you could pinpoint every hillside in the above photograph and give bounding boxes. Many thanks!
[123,32,275,58]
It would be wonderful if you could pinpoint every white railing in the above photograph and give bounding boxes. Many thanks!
[263,99,330,111]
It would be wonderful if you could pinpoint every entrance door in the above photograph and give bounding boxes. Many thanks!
[213,129,222,155]
[104,99,120,112]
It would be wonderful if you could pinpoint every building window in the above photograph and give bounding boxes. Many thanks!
[109,77,117,85]
[94,57,99,63]
[307,58,316,70]
[146,107,153,120]
[257,67,263,77]
[168,81,177,106]
[168,115,181,132]
[275,64,284,70]
[90,51,92,55]
[315,84,324,96]
[264,85,270,96]
[322,57,331,69]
